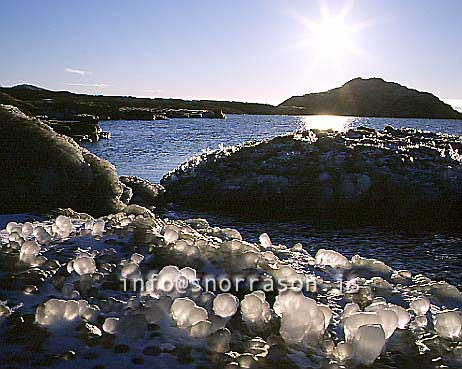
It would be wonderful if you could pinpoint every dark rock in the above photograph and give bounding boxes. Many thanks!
[113,344,131,354]
[162,127,462,229]
[143,345,161,356]
[278,77,462,119]
[132,357,144,365]
[44,114,104,142]
[0,105,126,216]
[120,176,165,207]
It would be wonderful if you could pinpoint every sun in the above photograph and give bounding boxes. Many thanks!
[310,16,355,59]
[288,3,368,63]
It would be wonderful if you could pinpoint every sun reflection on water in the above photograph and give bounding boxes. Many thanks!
[300,115,355,132]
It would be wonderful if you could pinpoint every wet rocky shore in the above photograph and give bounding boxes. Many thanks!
[162,126,462,229]
[1,105,462,368]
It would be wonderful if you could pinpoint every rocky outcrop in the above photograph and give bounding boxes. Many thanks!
[162,126,462,228]
[44,114,104,142]
[119,176,165,207]
[0,105,126,216]
[117,107,226,120]
[279,78,462,119]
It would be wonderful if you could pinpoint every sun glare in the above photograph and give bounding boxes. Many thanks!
[289,2,369,65]
[301,115,354,132]
[310,16,354,59]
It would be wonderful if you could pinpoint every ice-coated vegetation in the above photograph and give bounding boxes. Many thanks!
[1,209,462,368]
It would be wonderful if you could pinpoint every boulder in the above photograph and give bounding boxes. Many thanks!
[119,176,165,207]
[161,126,462,228]
[0,105,126,216]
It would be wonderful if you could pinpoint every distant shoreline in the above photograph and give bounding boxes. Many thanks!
[1,77,461,120]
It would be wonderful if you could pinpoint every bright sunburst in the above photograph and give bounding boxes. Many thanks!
[309,16,355,59]
[289,1,370,63]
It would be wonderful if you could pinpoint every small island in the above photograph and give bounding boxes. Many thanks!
[279,77,462,119]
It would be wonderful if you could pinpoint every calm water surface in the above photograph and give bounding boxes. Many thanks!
[83,114,462,183]
[83,115,462,286]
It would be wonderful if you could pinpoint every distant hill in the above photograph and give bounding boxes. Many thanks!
[279,77,462,119]
[0,85,277,118]
[1,78,461,120]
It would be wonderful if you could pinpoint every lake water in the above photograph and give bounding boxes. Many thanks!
[83,115,462,287]
[83,115,462,183]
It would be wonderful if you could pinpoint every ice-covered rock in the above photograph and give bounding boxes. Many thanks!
[213,293,239,318]
[240,291,271,324]
[410,296,430,316]
[171,297,208,329]
[91,219,105,237]
[35,299,89,325]
[275,290,326,345]
[376,309,399,339]
[259,233,272,248]
[388,305,411,329]
[73,255,97,275]
[33,226,51,245]
[102,317,120,334]
[189,319,212,338]
[161,126,462,228]
[333,341,354,362]
[6,221,21,234]
[342,302,360,320]
[0,105,126,216]
[121,260,141,279]
[434,311,462,339]
[344,312,382,343]
[315,249,351,269]
[352,325,386,365]
[19,240,40,261]
[163,225,179,244]
[20,222,34,238]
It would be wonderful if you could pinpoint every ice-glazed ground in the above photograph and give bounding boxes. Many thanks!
[1,212,462,368]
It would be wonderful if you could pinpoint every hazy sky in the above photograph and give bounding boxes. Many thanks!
[1,0,461,105]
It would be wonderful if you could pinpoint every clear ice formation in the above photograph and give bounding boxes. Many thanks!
[1,211,462,368]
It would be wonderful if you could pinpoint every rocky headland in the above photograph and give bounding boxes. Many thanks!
[162,126,462,228]
[0,105,162,216]
[279,77,462,119]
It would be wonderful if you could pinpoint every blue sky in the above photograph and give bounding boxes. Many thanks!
[1,0,461,105]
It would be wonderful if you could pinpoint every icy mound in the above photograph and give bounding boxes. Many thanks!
[1,210,462,368]
[0,104,125,215]
[162,126,462,228]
